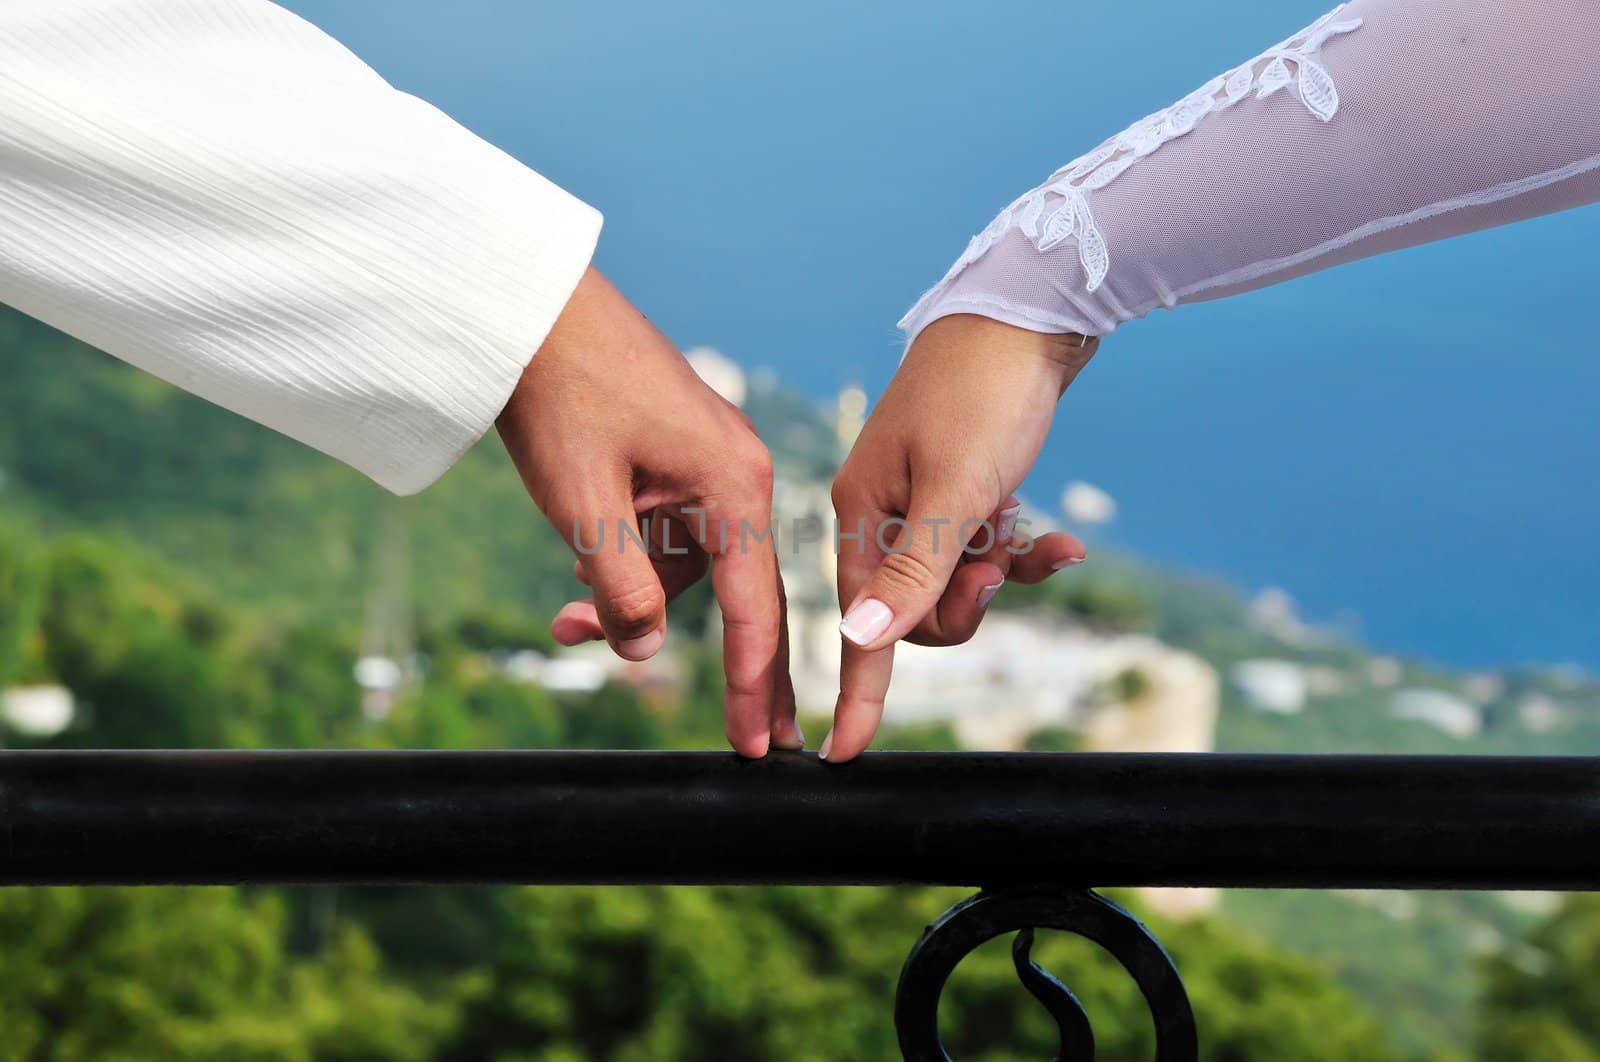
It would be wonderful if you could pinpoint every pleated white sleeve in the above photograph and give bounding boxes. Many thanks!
[901,0,1600,341]
[0,0,601,495]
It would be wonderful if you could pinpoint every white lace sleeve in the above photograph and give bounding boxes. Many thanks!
[900,0,1600,340]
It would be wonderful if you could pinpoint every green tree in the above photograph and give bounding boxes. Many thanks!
[558,682,663,750]
[0,517,43,688]
[35,537,233,748]
[1478,894,1600,1059]
[0,887,455,1062]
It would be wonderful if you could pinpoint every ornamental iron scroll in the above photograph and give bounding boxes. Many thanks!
[894,888,1198,1062]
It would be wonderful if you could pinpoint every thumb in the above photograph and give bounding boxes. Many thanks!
[838,493,980,652]
[562,500,668,662]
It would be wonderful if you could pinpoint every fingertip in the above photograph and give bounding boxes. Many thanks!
[770,705,804,750]
[818,703,877,763]
[839,598,895,649]
[616,626,665,662]
[977,576,1004,610]
[550,627,589,647]
[724,684,779,761]
[1009,533,1088,584]
[997,497,1023,544]
[818,729,863,763]
[730,729,771,759]
[551,601,605,645]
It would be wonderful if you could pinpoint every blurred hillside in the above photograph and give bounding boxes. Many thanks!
[5,304,1600,1059]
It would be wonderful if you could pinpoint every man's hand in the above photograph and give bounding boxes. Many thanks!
[496,267,797,757]
[823,314,1098,762]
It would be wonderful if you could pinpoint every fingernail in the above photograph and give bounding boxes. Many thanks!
[977,579,1004,609]
[1052,555,1086,570]
[839,598,893,646]
[998,504,1022,544]
[818,730,834,761]
[617,628,664,661]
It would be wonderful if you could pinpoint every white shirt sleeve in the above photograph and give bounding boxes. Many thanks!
[0,0,601,495]
[901,0,1600,342]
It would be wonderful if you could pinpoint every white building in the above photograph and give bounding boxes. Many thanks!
[1,685,75,737]
[1391,688,1482,739]
[1231,659,1309,714]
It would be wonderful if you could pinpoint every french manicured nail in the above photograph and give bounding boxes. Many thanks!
[839,598,893,646]
[1052,555,1086,570]
[617,628,664,661]
[818,730,834,761]
[977,579,1004,609]
[998,504,1022,544]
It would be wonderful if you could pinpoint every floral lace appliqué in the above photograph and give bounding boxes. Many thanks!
[902,4,1362,326]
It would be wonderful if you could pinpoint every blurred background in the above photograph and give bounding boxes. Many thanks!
[3,0,1599,1058]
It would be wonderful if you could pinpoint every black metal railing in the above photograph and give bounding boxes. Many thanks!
[5,750,1600,1059]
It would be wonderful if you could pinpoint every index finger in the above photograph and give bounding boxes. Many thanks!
[823,500,894,762]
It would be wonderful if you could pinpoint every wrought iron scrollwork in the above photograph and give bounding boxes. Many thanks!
[894,888,1198,1061]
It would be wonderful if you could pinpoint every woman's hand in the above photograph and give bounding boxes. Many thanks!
[496,267,797,758]
[823,314,1098,762]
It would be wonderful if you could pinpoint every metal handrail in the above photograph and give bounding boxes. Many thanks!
[4,748,1599,887]
[7,749,1598,1061]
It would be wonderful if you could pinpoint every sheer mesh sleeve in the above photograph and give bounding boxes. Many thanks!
[900,0,1600,340]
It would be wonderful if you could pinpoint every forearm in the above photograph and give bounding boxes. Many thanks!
[0,0,600,494]
[901,0,1600,340]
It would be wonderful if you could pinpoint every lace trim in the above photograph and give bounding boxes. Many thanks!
[900,4,1363,330]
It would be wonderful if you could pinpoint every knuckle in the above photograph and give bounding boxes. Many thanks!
[942,621,979,647]
[907,620,973,648]
[600,579,664,635]
[705,430,773,501]
[738,438,774,490]
[875,548,946,598]
[829,471,860,516]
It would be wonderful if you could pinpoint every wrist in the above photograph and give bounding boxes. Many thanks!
[906,314,1099,397]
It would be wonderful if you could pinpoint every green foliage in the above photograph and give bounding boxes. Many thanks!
[873,719,961,751]
[1023,726,1083,752]
[1105,665,1152,704]
[1221,889,1497,1056]
[465,679,566,748]
[0,517,44,687]
[0,887,453,1062]
[449,612,558,656]
[557,682,663,750]
[228,620,366,749]
[1477,894,1600,1058]
[1166,916,1400,1061]
[34,536,230,747]
[992,564,1154,633]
